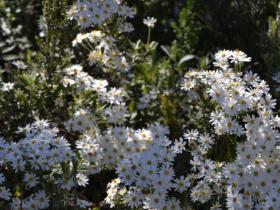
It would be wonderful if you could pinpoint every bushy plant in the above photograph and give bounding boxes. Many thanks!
[0,0,279,210]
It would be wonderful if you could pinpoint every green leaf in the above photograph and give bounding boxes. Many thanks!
[18,74,36,90]
[178,54,196,65]
[160,45,171,58]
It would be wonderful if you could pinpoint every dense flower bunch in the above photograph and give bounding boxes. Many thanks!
[0,0,137,208]
[137,87,158,110]
[72,31,129,71]
[61,64,128,127]
[59,1,187,209]
[103,125,187,209]
[63,1,184,208]
[68,0,135,73]
[0,121,75,209]
[182,50,280,209]
[68,0,135,29]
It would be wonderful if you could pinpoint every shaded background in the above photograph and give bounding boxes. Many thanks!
[1,0,280,78]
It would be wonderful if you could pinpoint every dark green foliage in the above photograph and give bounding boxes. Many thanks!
[172,0,280,78]
[39,0,76,79]
[172,0,205,55]
[126,0,183,45]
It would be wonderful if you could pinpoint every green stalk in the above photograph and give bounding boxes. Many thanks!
[147,28,151,44]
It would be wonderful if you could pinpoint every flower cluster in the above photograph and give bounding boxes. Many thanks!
[102,124,187,209]
[0,120,76,209]
[213,49,251,70]
[68,0,135,29]
[181,50,280,209]
[51,3,187,208]
[72,30,129,71]
[137,88,158,110]
[62,64,95,92]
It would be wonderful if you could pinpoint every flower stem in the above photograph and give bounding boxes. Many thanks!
[147,28,151,44]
